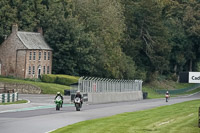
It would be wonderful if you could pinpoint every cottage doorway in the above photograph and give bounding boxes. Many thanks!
[38,65,41,79]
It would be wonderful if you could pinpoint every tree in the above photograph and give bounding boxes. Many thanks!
[122,0,171,81]
[73,0,136,79]
[42,1,96,76]
[15,0,46,31]
[163,0,200,74]
[182,1,200,71]
[0,0,17,43]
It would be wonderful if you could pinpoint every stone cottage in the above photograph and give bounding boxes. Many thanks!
[0,24,53,79]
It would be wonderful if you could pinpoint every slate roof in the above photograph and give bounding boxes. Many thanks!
[17,31,52,50]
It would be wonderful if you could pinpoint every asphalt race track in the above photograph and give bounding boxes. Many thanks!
[0,93,199,133]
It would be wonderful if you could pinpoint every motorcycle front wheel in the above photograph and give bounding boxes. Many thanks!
[56,104,60,110]
[75,104,80,111]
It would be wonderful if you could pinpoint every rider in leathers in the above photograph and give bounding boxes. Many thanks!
[74,90,83,106]
[55,92,63,107]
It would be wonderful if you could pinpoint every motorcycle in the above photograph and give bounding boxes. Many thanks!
[74,97,82,111]
[165,94,169,102]
[55,96,63,110]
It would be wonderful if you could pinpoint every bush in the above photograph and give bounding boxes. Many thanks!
[56,77,77,86]
[41,74,79,86]
[41,74,57,83]
[170,74,178,82]
[24,78,42,82]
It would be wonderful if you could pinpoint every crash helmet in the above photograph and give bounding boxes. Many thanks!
[166,91,169,93]
[76,90,80,94]
[57,92,61,95]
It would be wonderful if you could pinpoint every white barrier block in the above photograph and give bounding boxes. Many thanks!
[10,95,12,102]
[0,94,2,102]
[15,93,18,101]
[4,94,7,103]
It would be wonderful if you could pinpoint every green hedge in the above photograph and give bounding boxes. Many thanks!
[41,74,57,83]
[41,74,79,86]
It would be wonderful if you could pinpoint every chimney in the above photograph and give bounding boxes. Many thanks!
[12,24,18,33]
[37,27,43,35]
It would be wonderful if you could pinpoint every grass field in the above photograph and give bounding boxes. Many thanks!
[142,86,163,99]
[0,76,199,97]
[52,100,200,133]
[0,77,70,94]
[182,87,200,95]
[146,80,193,90]
[143,83,200,99]
[0,100,27,105]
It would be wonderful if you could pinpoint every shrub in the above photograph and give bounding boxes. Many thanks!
[41,74,57,83]
[24,78,42,82]
[41,74,79,86]
[55,75,79,86]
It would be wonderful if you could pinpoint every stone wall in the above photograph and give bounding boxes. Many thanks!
[0,24,53,79]
[0,26,27,78]
[0,82,41,94]
[16,50,26,78]
[87,91,143,104]
[25,50,52,79]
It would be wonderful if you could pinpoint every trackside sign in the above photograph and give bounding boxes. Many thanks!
[189,72,200,83]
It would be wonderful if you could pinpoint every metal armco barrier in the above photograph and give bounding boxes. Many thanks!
[78,77,143,93]
[155,83,200,94]
[0,93,18,103]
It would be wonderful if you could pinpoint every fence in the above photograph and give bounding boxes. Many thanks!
[78,77,143,93]
[155,83,200,94]
[0,92,18,103]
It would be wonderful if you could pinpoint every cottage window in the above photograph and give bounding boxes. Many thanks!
[29,66,31,74]
[33,51,36,60]
[39,51,41,60]
[44,52,47,60]
[48,51,50,60]
[29,52,32,60]
[43,66,45,74]
[32,66,35,74]
[47,66,49,74]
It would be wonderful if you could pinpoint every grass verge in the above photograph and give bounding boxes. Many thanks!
[146,80,193,90]
[52,100,200,133]
[142,86,163,99]
[0,100,27,105]
[176,87,200,96]
[143,86,200,99]
[0,77,70,94]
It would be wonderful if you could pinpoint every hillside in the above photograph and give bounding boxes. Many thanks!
[1,75,199,98]
[0,0,200,81]
[0,77,71,94]
[143,80,200,98]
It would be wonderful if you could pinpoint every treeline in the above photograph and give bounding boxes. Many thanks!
[0,0,200,81]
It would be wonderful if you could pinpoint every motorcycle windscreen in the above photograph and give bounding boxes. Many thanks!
[56,97,61,101]
[75,98,80,103]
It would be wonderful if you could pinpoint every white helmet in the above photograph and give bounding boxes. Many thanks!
[166,91,168,93]
[57,92,60,94]
[76,90,80,93]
